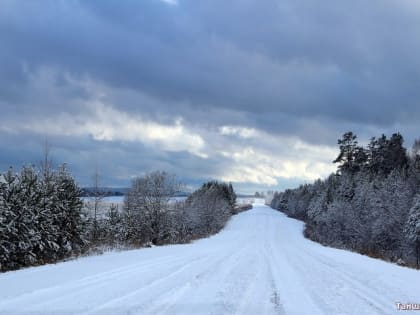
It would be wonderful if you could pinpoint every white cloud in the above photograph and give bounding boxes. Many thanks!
[218,146,336,185]
[86,103,206,158]
[214,129,337,185]
[219,125,258,139]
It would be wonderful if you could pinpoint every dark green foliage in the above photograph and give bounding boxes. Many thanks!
[0,165,85,272]
[54,165,85,257]
[188,181,237,213]
[333,131,361,173]
[367,133,408,175]
[334,132,408,175]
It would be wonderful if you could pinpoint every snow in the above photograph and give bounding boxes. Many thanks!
[0,204,419,315]
[82,196,125,204]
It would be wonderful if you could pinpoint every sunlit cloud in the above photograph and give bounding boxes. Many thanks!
[217,144,336,185]
[3,102,207,159]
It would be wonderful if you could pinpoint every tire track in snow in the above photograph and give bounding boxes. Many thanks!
[294,249,394,314]
[266,218,327,315]
[0,254,190,311]
[144,241,257,315]
[278,226,396,315]
[78,254,210,315]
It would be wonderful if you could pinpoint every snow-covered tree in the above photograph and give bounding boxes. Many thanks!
[270,132,419,267]
[184,181,233,237]
[104,204,123,246]
[404,195,420,268]
[124,171,182,245]
[53,164,85,257]
[0,168,21,271]
[0,163,87,272]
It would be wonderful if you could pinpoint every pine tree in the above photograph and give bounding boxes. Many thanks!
[333,132,359,174]
[1,167,39,270]
[1,162,86,271]
[38,165,60,263]
[0,169,19,271]
[18,166,42,266]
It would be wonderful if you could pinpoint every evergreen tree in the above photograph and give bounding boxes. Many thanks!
[333,132,359,174]
[0,168,20,271]
[271,132,420,267]
[367,133,408,175]
[17,166,42,266]
[38,165,60,262]
[1,163,87,271]
[54,164,85,257]
[405,196,420,268]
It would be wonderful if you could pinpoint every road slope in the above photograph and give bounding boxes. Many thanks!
[0,203,419,315]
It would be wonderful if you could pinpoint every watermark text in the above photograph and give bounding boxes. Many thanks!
[396,302,420,311]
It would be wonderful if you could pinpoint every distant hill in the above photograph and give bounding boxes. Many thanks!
[80,187,129,197]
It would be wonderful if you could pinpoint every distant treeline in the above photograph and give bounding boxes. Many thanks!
[271,132,420,268]
[80,187,191,197]
[0,166,242,272]
[80,188,126,197]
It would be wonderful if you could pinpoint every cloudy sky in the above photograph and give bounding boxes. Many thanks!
[1,0,419,193]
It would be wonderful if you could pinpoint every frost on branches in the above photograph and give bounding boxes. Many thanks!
[271,132,420,268]
[0,165,85,272]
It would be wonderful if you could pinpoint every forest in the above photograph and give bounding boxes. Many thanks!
[271,132,420,268]
[0,167,239,272]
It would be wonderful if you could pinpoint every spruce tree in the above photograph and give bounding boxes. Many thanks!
[54,164,85,257]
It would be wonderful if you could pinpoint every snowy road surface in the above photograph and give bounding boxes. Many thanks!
[1,203,419,315]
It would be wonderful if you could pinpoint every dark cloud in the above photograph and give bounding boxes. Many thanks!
[0,0,419,192]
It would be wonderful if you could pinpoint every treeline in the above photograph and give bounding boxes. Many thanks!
[0,167,240,272]
[80,188,127,197]
[271,132,420,268]
[92,174,238,247]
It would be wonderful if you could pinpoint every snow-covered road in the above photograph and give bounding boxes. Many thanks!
[1,203,419,315]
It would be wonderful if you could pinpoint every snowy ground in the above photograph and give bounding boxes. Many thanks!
[1,202,419,315]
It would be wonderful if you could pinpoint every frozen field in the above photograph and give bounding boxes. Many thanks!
[82,196,255,218]
[0,202,419,315]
